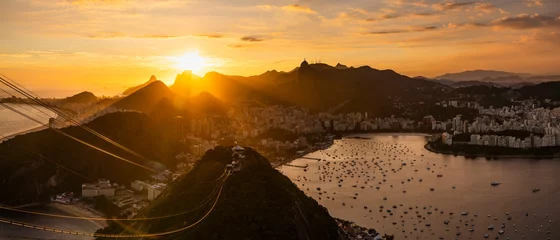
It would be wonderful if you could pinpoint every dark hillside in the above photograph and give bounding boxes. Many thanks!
[0,112,176,205]
[96,146,350,240]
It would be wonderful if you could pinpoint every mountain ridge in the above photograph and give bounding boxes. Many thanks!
[123,75,158,95]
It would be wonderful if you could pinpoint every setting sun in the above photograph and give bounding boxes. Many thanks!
[174,51,207,75]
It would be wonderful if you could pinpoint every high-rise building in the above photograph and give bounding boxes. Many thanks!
[423,115,434,130]
[452,115,462,131]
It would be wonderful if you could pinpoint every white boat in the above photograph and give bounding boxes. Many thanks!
[488,225,494,230]
[491,182,500,186]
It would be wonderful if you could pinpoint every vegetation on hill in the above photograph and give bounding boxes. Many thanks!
[96,146,348,239]
[516,81,560,101]
[0,112,177,205]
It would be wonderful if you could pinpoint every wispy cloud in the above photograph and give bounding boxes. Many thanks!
[194,33,224,39]
[228,44,246,48]
[366,26,439,35]
[83,31,186,39]
[240,36,265,42]
[281,4,317,14]
[432,1,478,11]
[474,3,500,13]
[257,4,317,14]
[85,31,126,38]
[526,0,544,7]
[492,14,560,29]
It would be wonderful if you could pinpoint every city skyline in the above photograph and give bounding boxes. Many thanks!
[1,0,560,97]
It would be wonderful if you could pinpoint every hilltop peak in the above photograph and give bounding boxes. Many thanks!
[123,75,160,95]
[335,63,348,69]
[170,70,193,96]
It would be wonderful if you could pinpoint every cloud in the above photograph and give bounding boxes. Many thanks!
[366,26,439,35]
[411,12,438,17]
[365,11,439,22]
[526,0,544,7]
[432,1,477,11]
[68,0,123,4]
[228,44,246,48]
[83,31,187,39]
[85,31,126,38]
[387,0,430,7]
[257,4,317,14]
[194,33,224,39]
[446,22,489,29]
[380,14,401,19]
[474,3,499,13]
[492,14,560,29]
[281,4,317,14]
[140,34,182,39]
[240,36,265,42]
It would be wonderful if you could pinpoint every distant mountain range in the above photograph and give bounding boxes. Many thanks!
[435,70,533,81]
[117,63,560,120]
[431,70,560,88]
[121,61,448,118]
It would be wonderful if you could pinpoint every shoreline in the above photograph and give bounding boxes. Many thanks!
[424,143,560,159]
[274,132,432,168]
[0,124,49,143]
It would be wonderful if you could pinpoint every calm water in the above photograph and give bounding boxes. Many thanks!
[0,103,57,141]
[279,134,559,240]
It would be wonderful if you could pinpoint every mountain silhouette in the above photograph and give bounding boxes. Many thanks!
[167,61,448,116]
[58,91,97,105]
[120,61,448,118]
[170,70,203,97]
[123,75,158,95]
[335,63,348,69]
[112,81,178,114]
[187,91,228,116]
[96,146,378,239]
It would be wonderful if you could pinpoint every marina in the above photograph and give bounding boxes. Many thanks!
[279,133,559,239]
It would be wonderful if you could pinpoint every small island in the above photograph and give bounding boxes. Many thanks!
[426,130,560,159]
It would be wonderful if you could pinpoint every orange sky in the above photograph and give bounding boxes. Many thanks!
[1,0,559,97]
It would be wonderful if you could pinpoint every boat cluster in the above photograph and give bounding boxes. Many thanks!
[286,137,555,239]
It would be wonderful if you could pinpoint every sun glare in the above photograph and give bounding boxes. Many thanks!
[174,51,207,75]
